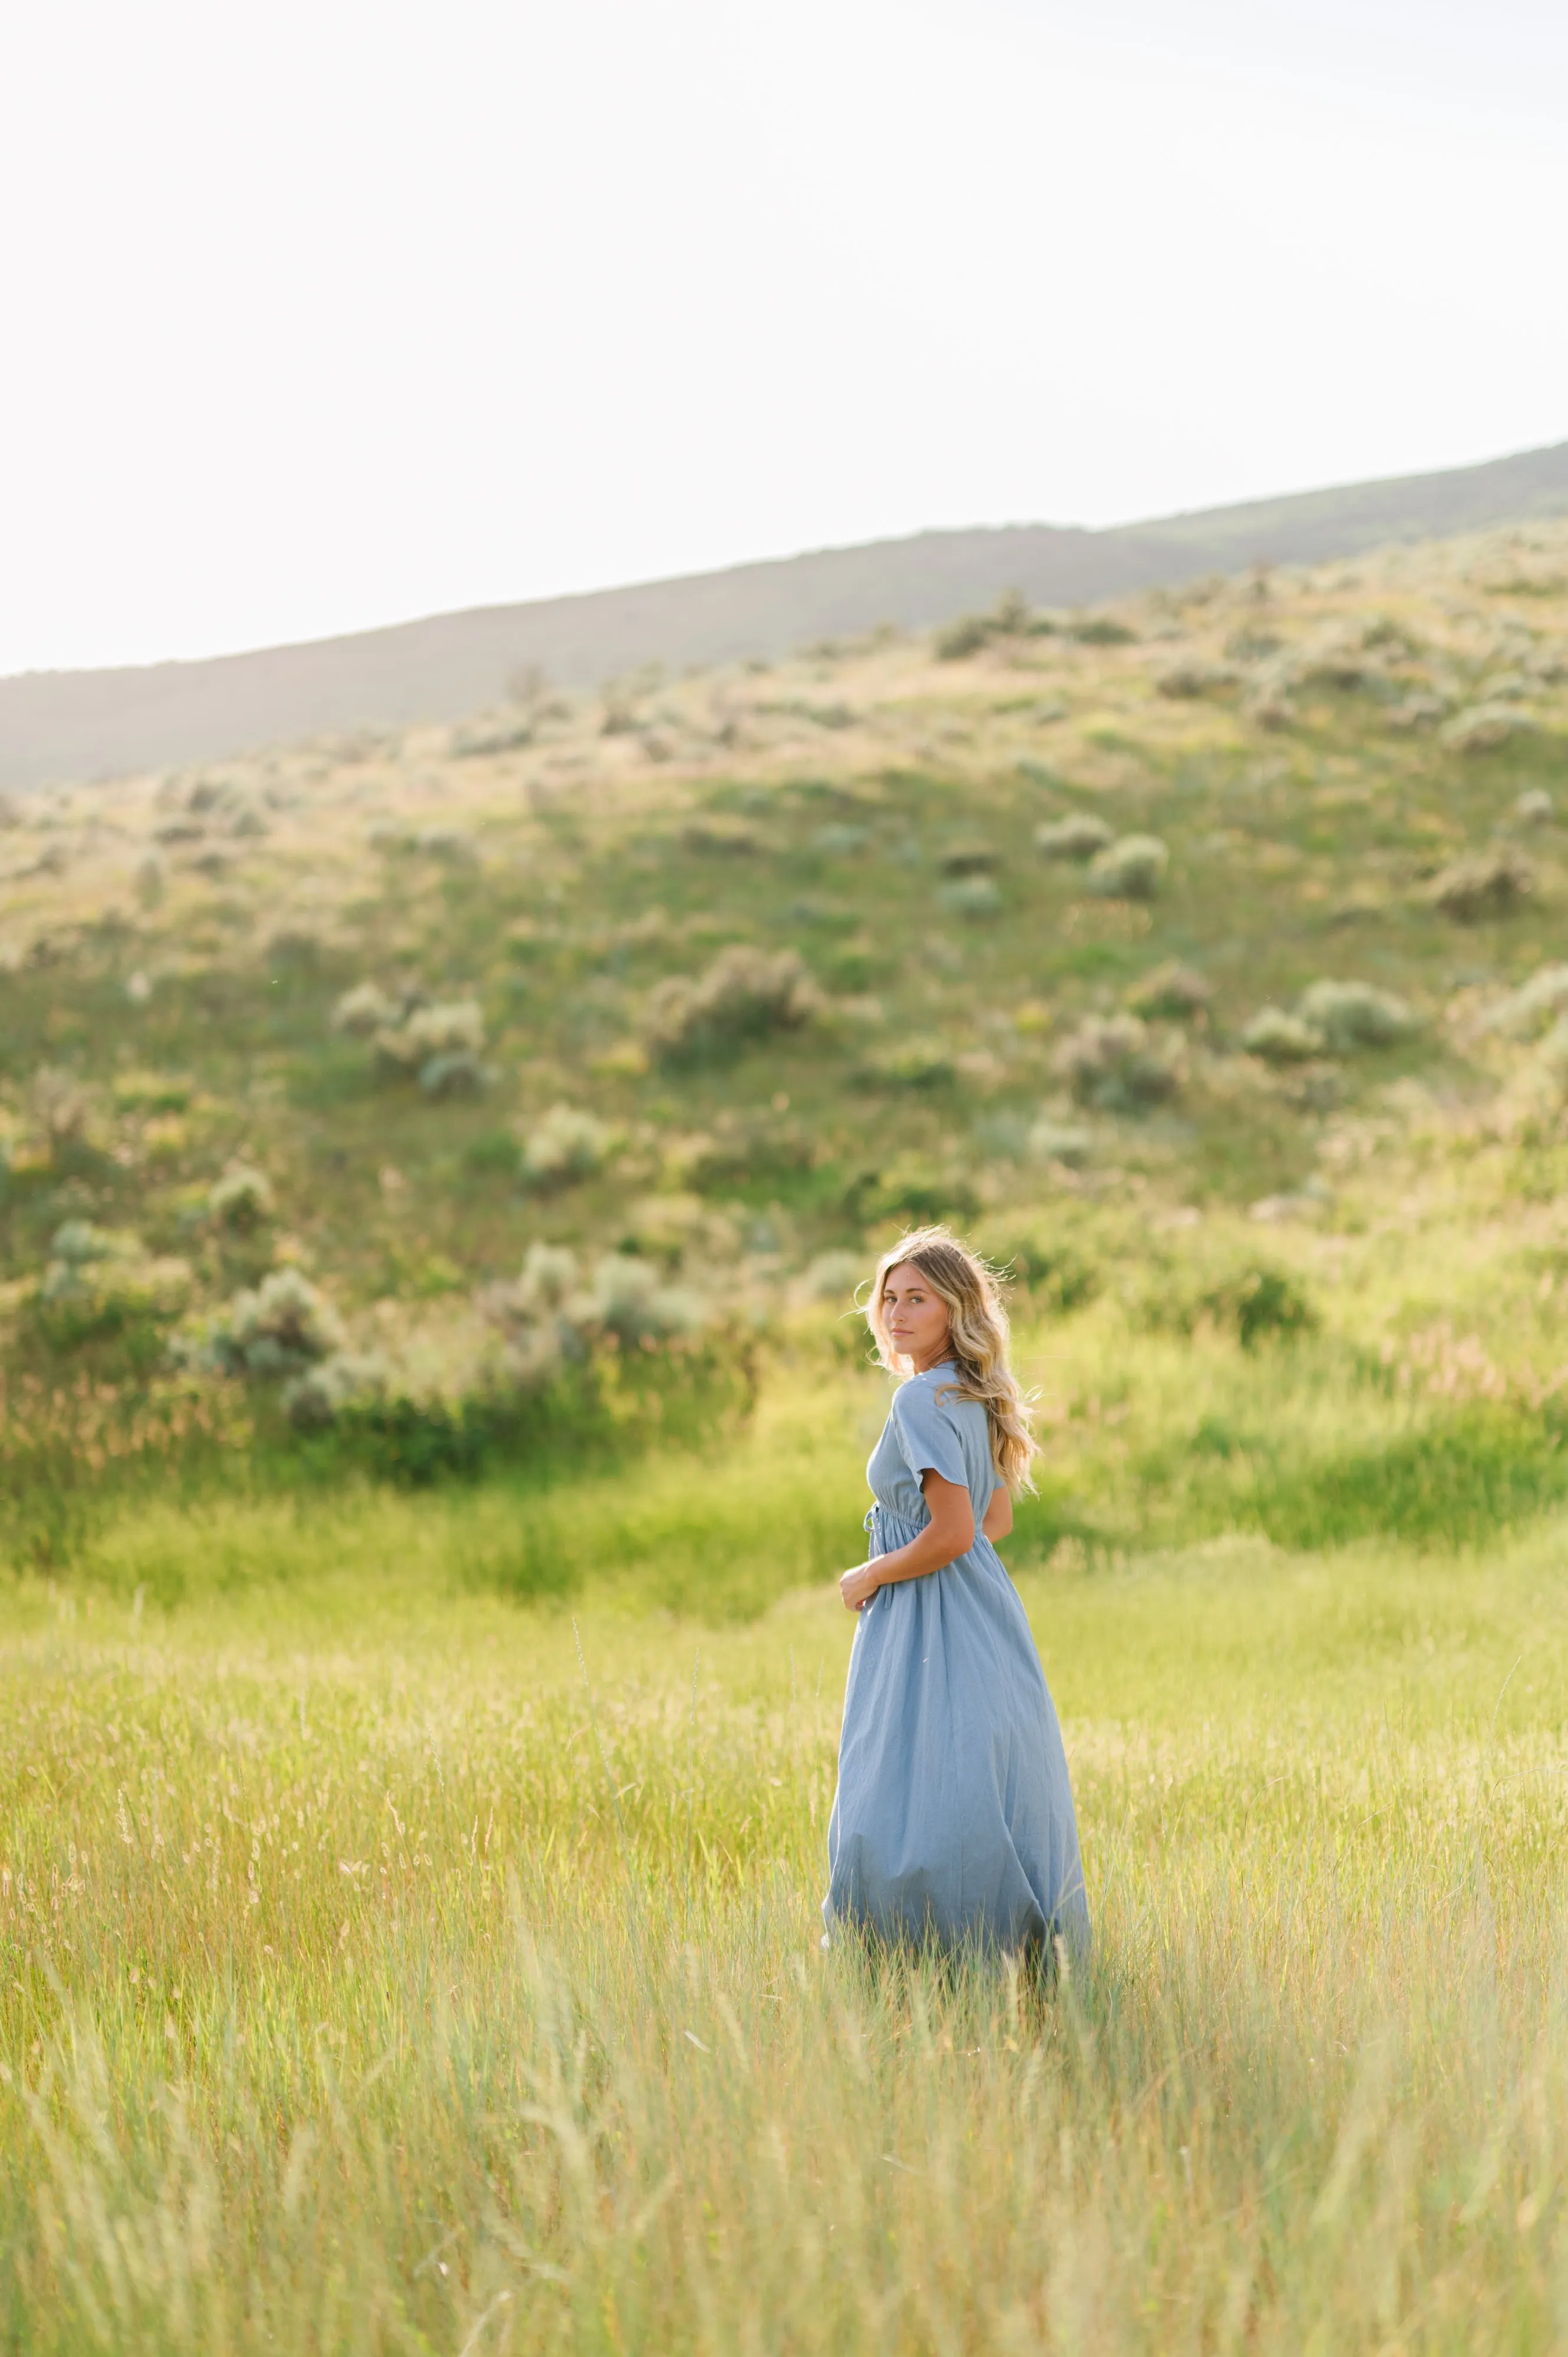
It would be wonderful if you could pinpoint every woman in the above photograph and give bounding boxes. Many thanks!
[823,1227,1088,1957]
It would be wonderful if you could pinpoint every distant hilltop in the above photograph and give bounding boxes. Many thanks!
[3,437,1567,793]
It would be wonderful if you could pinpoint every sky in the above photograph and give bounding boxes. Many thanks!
[1,0,1565,676]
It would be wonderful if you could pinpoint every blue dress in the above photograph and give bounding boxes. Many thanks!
[823,1364,1089,1955]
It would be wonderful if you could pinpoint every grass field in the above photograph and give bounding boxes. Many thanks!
[6,520,1568,2346]
[6,1362,1568,2353]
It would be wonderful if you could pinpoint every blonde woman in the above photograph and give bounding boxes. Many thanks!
[824,1227,1088,1957]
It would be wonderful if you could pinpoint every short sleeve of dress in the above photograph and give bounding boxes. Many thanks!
[891,1379,969,1492]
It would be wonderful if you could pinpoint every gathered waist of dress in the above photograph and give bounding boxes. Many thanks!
[864,1500,998,1566]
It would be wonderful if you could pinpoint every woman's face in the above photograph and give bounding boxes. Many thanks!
[880,1262,952,1369]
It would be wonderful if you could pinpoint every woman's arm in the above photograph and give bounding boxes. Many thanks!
[839,1471,975,1612]
[982,1486,1012,1543]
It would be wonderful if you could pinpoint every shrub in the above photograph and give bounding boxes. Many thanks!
[938,876,1002,919]
[1156,661,1239,699]
[1070,615,1137,645]
[1442,702,1537,755]
[414,826,480,864]
[933,590,1029,660]
[935,615,992,661]
[937,841,998,877]
[402,1000,486,1057]
[1482,963,1568,1041]
[450,715,534,758]
[1027,1118,1093,1167]
[209,1163,275,1230]
[1242,1008,1325,1063]
[419,1051,487,1100]
[481,1241,708,1381]
[374,999,490,1092]
[803,1249,863,1304]
[111,1069,193,1114]
[1139,1258,1317,1349]
[864,1156,980,1224]
[590,1253,706,1346]
[1051,1014,1181,1111]
[37,1227,191,1344]
[870,1035,956,1089]
[1427,848,1534,922]
[520,1104,617,1188]
[332,981,400,1036]
[1205,1266,1317,1349]
[183,1268,346,1381]
[1035,814,1114,861]
[283,1349,391,1430]
[1296,979,1417,1051]
[1127,962,1210,1021]
[1516,787,1555,826]
[814,823,869,856]
[642,947,821,1065]
[1087,834,1168,902]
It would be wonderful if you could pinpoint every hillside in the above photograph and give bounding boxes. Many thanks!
[2,437,1566,793]
[4,511,1568,1575]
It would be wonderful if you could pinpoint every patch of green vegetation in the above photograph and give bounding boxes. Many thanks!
[2,518,1567,1565]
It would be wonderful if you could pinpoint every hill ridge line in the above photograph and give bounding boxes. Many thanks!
[3,435,1566,791]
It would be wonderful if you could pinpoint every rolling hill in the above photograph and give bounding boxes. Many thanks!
[2,437,1565,793]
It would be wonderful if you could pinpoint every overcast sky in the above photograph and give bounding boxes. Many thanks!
[2,0,1565,675]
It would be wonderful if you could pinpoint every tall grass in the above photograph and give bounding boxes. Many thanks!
[5,1524,1568,2351]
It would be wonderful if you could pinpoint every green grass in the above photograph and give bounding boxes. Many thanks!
[6,521,1568,2343]
[6,1498,1568,2352]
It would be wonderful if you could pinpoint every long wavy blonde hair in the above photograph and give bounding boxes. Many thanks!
[865,1226,1038,1493]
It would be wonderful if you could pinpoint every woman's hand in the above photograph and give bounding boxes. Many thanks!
[839,1562,881,1613]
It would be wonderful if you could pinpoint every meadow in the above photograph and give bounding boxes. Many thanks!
[5,517,1568,2346]
[7,1461,1568,2353]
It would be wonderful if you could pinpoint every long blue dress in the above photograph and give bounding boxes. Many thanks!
[823,1364,1089,1955]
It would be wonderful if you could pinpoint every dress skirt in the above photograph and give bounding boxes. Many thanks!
[824,1500,1089,1956]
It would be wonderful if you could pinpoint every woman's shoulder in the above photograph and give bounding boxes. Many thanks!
[898,1366,983,1425]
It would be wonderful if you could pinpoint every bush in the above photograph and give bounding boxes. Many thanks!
[802,1249,864,1304]
[520,1104,617,1189]
[1296,979,1417,1051]
[1206,1266,1318,1350]
[863,1156,980,1224]
[1127,961,1210,1021]
[1516,787,1555,826]
[35,1224,192,1345]
[1027,1118,1093,1167]
[1156,661,1239,699]
[209,1163,275,1230]
[374,999,490,1092]
[938,876,1002,919]
[1035,813,1114,862]
[283,1349,390,1430]
[642,947,821,1065]
[419,1051,487,1100]
[402,1000,486,1058]
[1427,848,1534,922]
[1087,834,1168,902]
[1052,1014,1181,1111]
[332,981,400,1036]
[414,826,480,864]
[1242,1008,1325,1063]
[1481,963,1568,1041]
[1441,703,1537,755]
[869,1035,956,1089]
[193,1269,346,1380]
[934,614,993,661]
[112,1069,193,1113]
[937,841,998,876]
[1140,1259,1317,1349]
